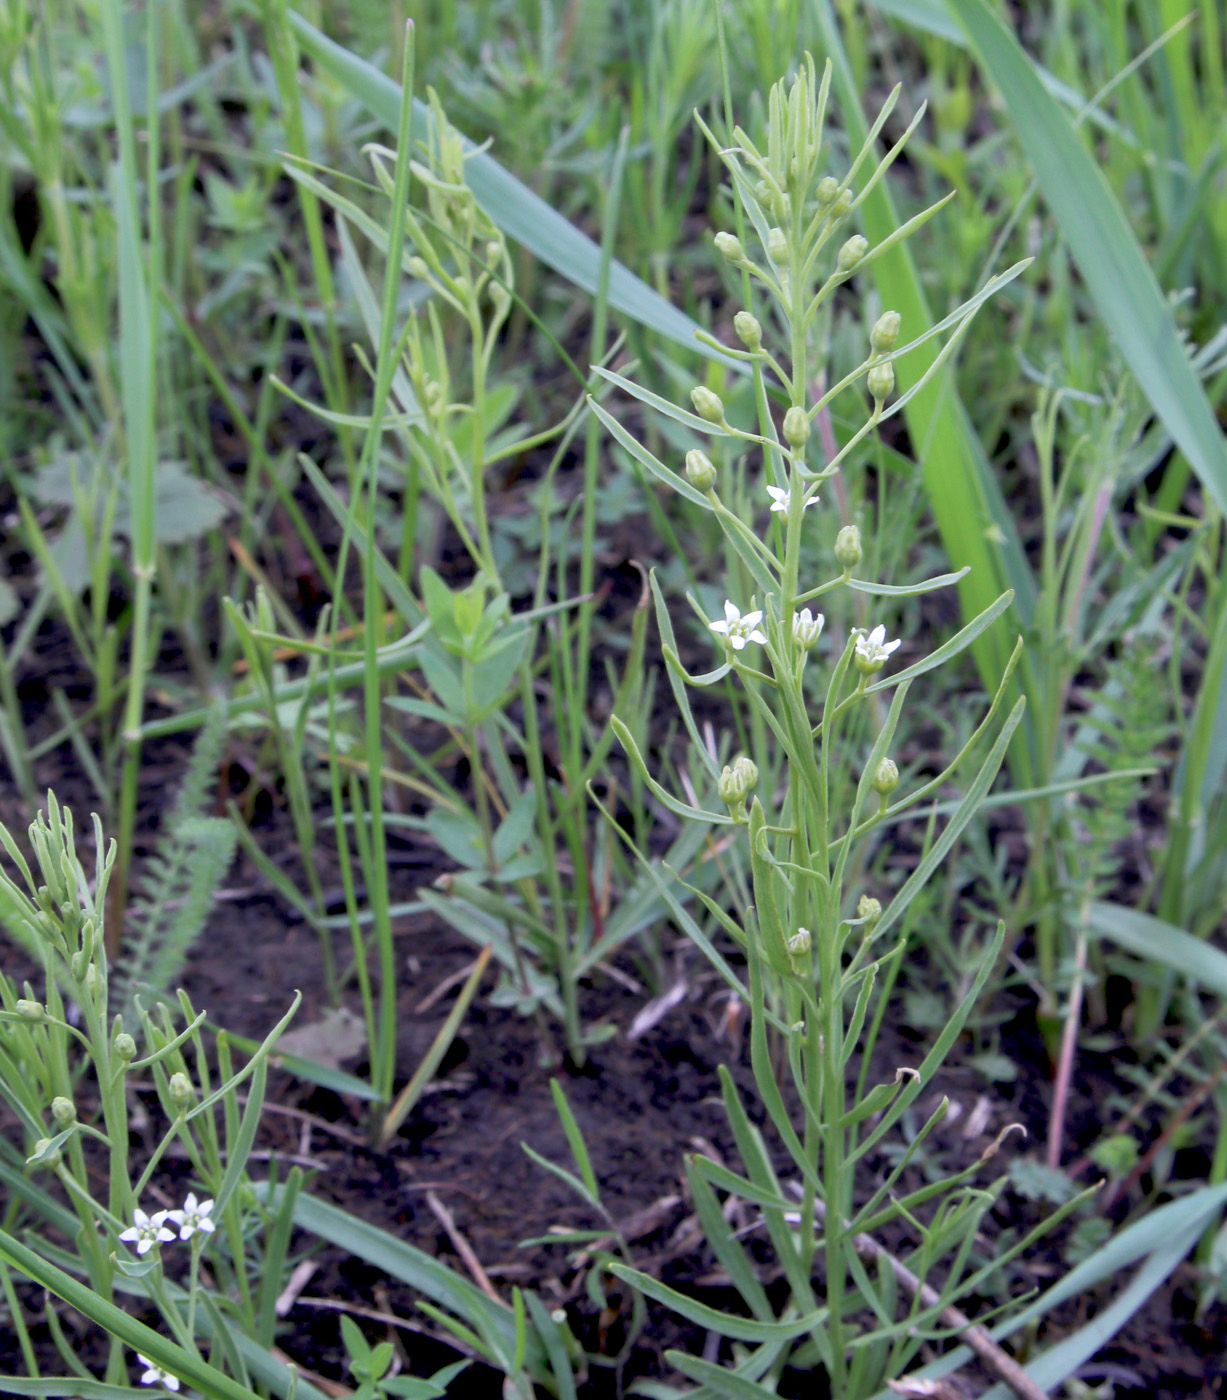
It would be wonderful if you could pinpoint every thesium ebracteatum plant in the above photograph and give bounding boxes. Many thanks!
[586,56,1080,1397]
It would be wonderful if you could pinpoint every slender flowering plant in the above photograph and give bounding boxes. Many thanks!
[0,796,300,1396]
[588,54,1060,1400]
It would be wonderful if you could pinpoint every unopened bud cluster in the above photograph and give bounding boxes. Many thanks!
[718,756,759,822]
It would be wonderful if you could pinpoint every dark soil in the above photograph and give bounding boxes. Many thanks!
[3,705,1227,1400]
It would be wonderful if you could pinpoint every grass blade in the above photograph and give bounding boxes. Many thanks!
[286,11,729,361]
[946,0,1227,513]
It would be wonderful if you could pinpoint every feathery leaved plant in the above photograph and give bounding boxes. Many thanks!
[587,56,1075,1397]
[112,705,238,1025]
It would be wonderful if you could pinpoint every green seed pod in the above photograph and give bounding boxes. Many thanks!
[867,360,895,403]
[714,231,745,263]
[871,757,900,797]
[871,310,902,354]
[834,524,862,571]
[783,406,811,449]
[836,235,869,274]
[766,227,789,267]
[51,1096,76,1126]
[690,386,726,425]
[684,449,717,493]
[734,311,763,351]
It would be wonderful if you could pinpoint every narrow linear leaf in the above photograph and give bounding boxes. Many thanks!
[609,1264,828,1342]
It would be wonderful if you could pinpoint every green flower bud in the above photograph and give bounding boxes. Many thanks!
[28,1137,61,1170]
[857,894,883,925]
[734,311,763,351]
[51,1096,76,1126]
[836,235,869,274]
[718,756,759,819]
[114,1032,137,1062]
[684,449,717,493]
[783,406,811,449]
[788,928,812,956]
[714,231,745,263]
[867,361,895,403]
[484,239,502,267]
[15,999,44,1022]
[407,256,431,280]
[766,226,789,267]
[831,188,854,219]
[169,1073,195,1112]
[834,524,862,571]
[816,176,839,207]
[690,386,726,425]
[871,757,899,797]
[871,310,901,354]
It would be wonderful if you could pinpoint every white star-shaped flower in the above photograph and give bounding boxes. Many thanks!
[118,1208,176,1256]
[709,600,768,651]
[166,1192,215,1241]
[854,624,902,673]
[766,484,819,513]
[137,1355,181,1391]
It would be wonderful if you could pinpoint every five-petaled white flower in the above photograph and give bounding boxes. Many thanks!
[710,600,768,651]
[167,1192,215,1241]
[137,1354,181,1391]
[766,484,819,513]
[119,1208,176,1256]
[854,624,901,672]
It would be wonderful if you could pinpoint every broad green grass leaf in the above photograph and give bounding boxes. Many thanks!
[868,0,1151,149]
[1087,902,1227,996]
[286,12,728,362]
[255,1187,548,1373]
[946,0,1227,515]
